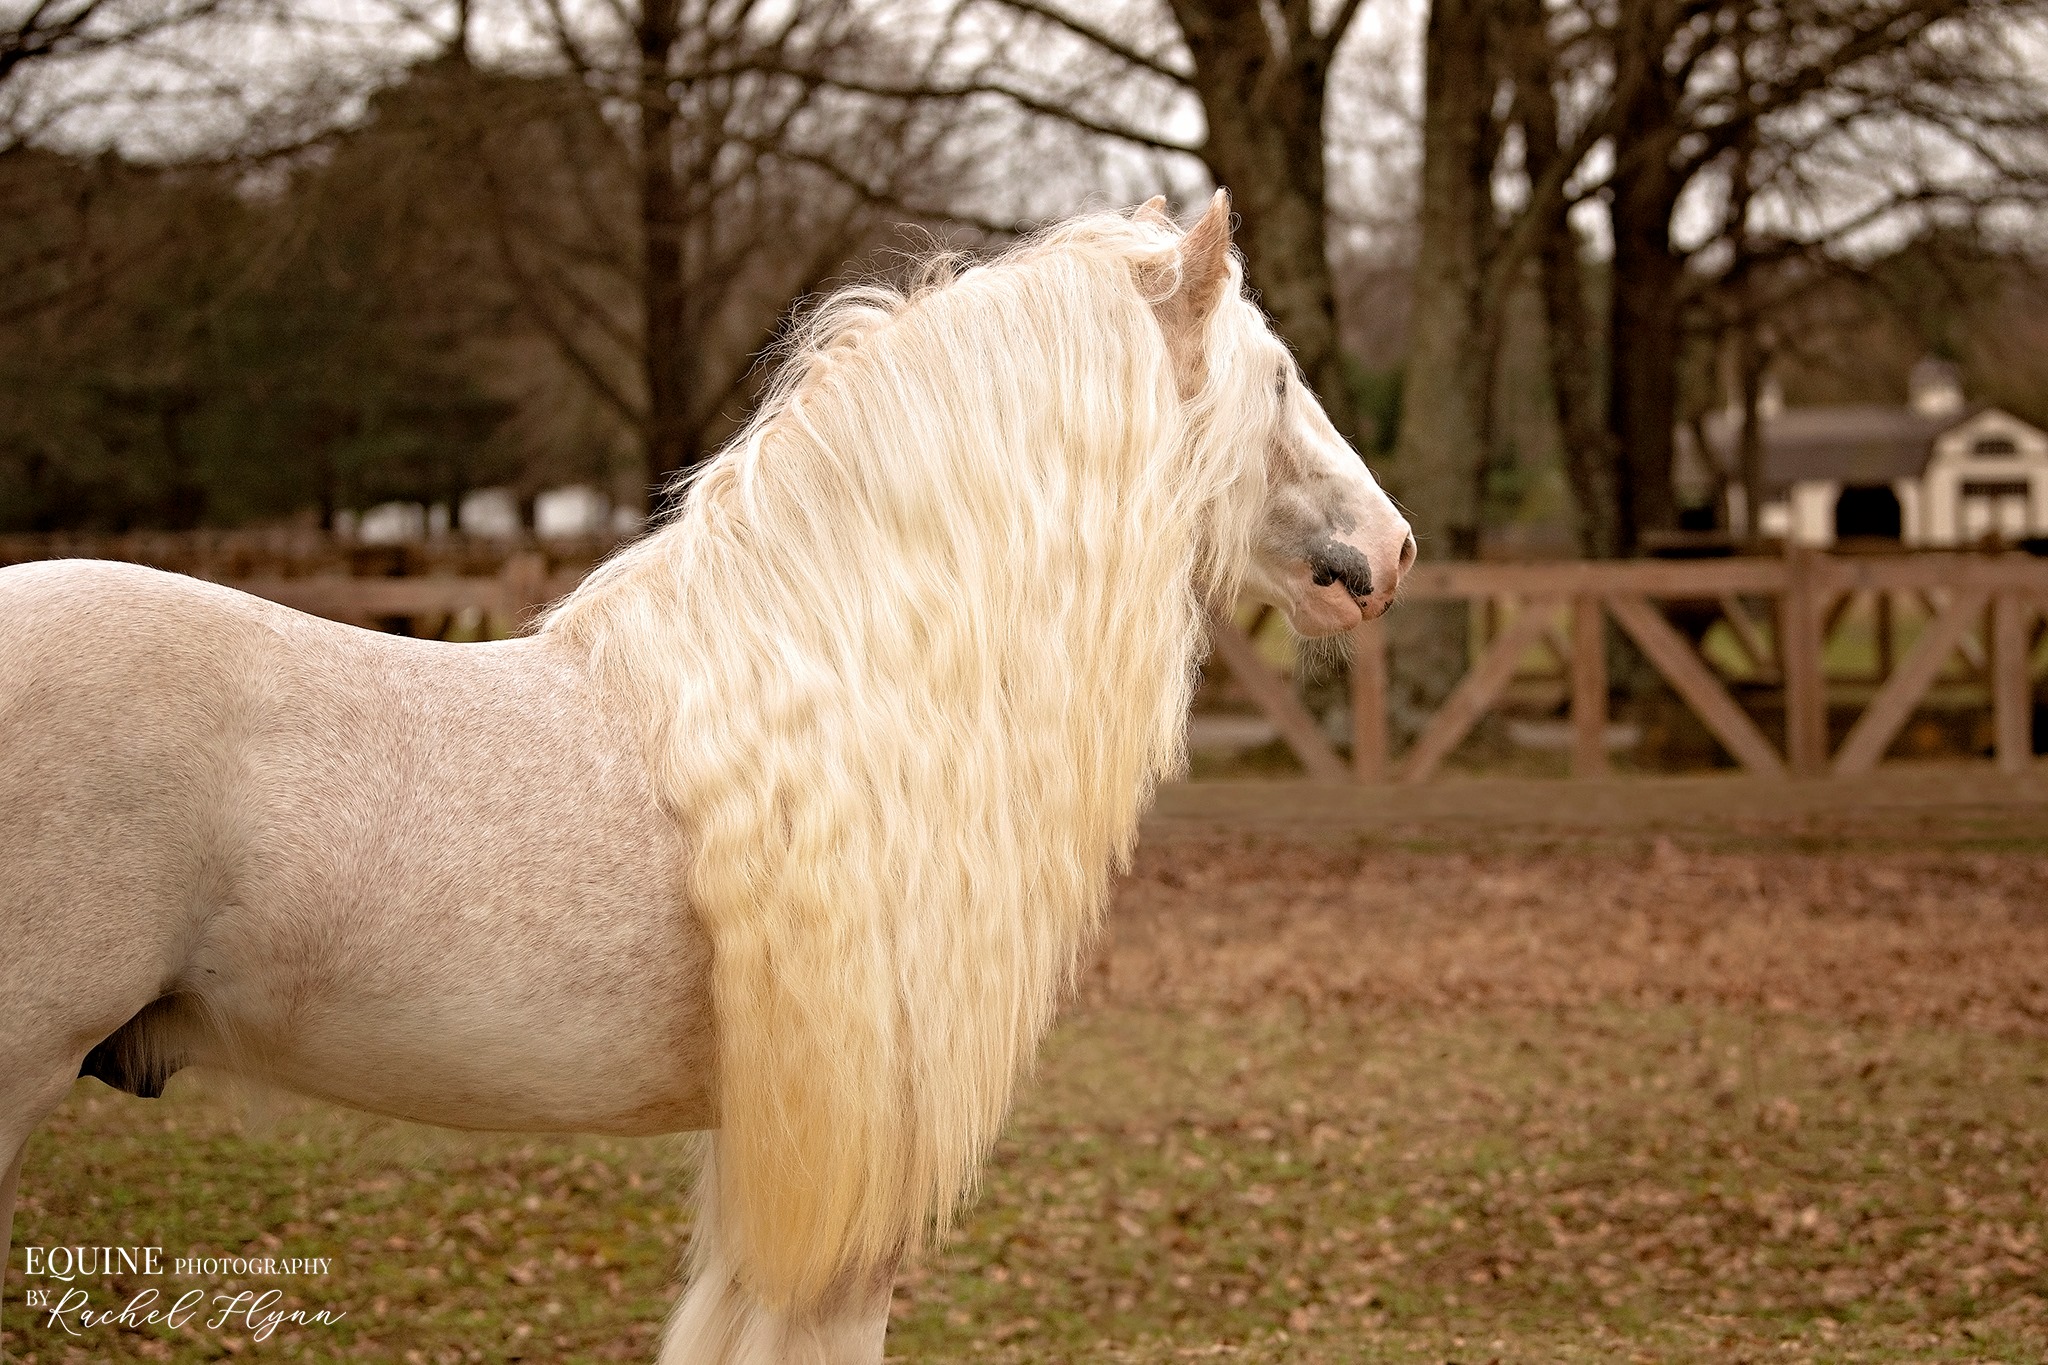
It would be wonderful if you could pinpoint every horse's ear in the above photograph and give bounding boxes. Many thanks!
[1152,187,1234,355]
[1178,188,1233,318]
[1134,195,1171,226]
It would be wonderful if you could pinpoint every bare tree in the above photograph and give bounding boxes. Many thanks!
[0,0,256,324]
[489,0,991,505]
[1380,0,2048,724]
[1385,0,1596,724]
[1395,0,2048,561]
[0,0,295,164]
[805,1,1377,441]
[1,0,225,88]
[1168,0,1370,441]
[1574,0,2048,550]
[1391,0,1499,571]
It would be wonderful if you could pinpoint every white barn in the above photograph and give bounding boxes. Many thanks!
[1698,360,2048,548]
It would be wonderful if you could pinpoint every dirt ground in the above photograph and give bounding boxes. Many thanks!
[924,774,2048,1362]
[8,771,2047,1364]
[1093,829,2048,1038]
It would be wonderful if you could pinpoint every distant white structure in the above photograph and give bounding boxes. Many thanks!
[1692,359,2048,547]
[343,486,638,542]
[459,488,524,538]
[358,501,428,545]
[534,485,612,539]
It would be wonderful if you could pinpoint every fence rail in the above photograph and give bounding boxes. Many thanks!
[1207,551,2048,783]
[6,536,2044,783]
[225,563,582,626]
[0,533,606,632]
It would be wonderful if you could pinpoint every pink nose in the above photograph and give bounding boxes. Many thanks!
[1349,525,1413,622]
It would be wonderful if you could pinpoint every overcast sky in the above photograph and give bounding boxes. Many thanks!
[12,0,2043,262]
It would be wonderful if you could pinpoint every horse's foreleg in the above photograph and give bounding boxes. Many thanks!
[0,1139,21,1364]
[0,1138,31,1365]
[0,1065,76,1365]
[657,1141,894,1365]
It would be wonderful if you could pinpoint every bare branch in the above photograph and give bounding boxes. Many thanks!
[745,63,1200,156]
[970,0,1192,86]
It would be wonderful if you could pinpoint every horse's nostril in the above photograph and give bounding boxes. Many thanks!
[1398,531,1417,574]
[1308,543,1373,600]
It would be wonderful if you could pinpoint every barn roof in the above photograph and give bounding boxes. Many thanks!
[1698,405,1983,493]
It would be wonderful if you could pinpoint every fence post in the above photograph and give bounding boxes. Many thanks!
[499,552,549,634]
[1993,589,2032,774]
[1780,549,1828,776]
[1349,615,1388,783]
[1571,594,1609,777]
[1207,615,1351,782]
[1875,590,1894,682]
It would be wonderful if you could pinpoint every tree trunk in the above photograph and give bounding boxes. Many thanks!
[1178,0,1358,443]
[1604,4,1683,555]
[1734,322,1767,539]
[1392,0,1494,557]
[1385,0,1495,731]
[1540,213,1619,559]
[638,0,693,508]
[159,399,205,531]
[1509,0,1618,558]
[1607,207,1682,553]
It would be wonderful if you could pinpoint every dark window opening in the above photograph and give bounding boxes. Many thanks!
[1973,437,2018,457]
[1834,484,1902,540]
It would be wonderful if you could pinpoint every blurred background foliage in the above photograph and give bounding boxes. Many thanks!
[3,0,2048,546]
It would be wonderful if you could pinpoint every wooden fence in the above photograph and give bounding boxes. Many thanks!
[214,556,582,630]
[0,533,605,633]
[7,535,2044,783]
[1209,551,2048,783]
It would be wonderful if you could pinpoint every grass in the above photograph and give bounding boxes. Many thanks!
[9,1097,694,1362]
[920,1006,2048,1364]
[10,838,2048,1364]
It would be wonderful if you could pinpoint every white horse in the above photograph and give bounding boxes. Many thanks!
[0,191,1412,1364]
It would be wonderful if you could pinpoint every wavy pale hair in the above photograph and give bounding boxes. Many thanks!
[545,198,1273,1333]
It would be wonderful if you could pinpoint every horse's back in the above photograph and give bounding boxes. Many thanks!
[0,560,714,1136]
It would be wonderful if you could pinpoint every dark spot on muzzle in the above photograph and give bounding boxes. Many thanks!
[1308,541,1373,601]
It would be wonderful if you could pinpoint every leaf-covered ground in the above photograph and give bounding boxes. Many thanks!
[9,834,2047,1363]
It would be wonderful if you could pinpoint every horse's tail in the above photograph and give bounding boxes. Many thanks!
[658,1136,895,1365]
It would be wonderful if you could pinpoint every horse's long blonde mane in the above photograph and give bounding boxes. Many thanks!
[545,207,1272,1309]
